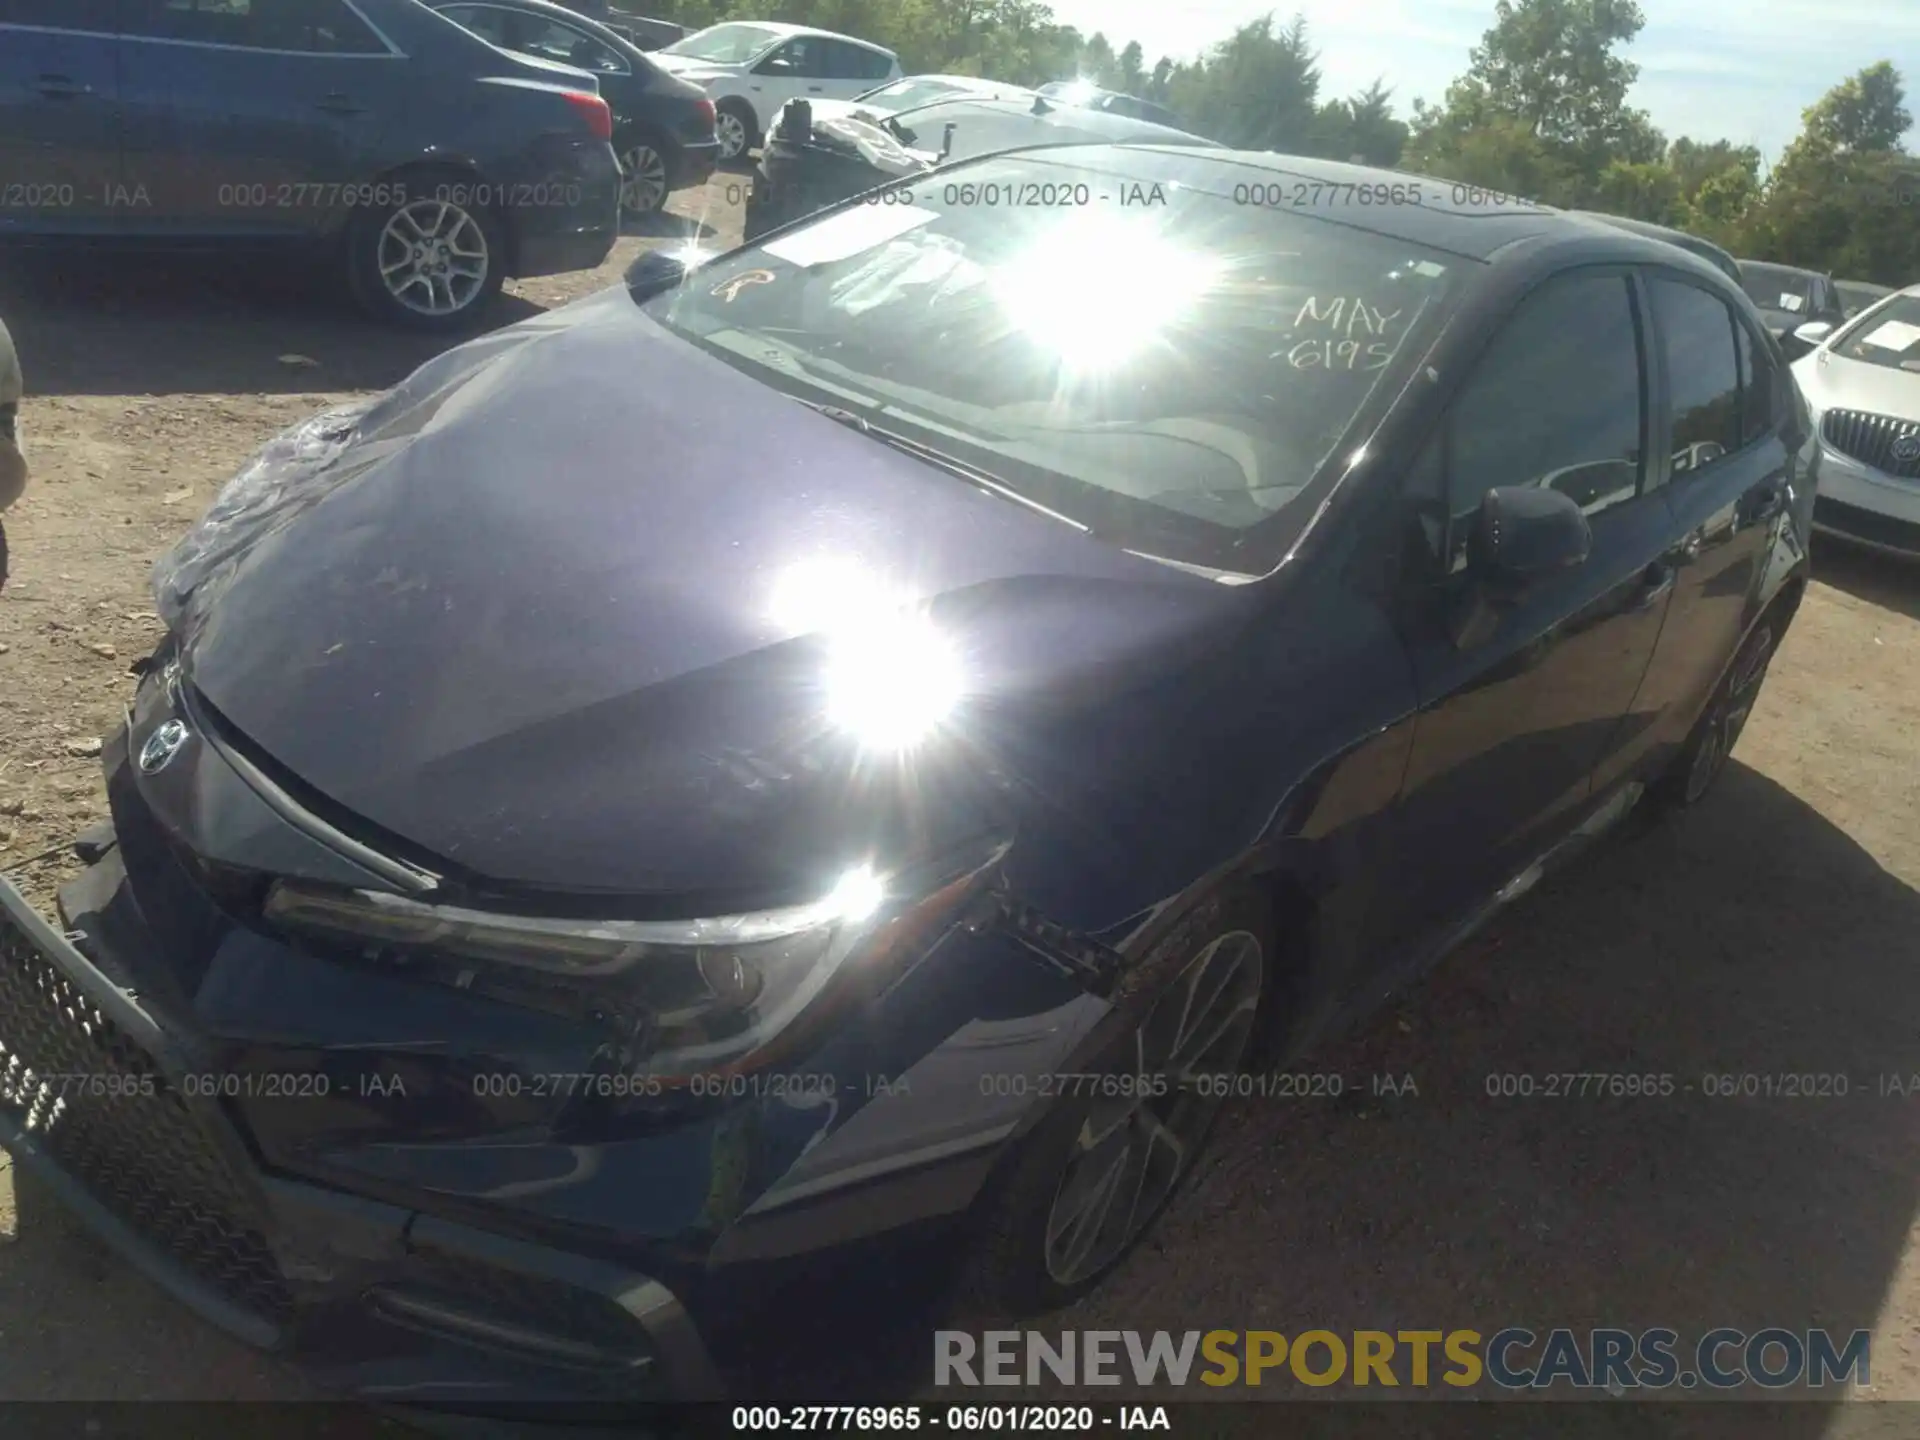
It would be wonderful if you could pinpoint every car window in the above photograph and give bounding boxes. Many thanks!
[436,3,511,45]
[516,15,626,73]
[1445,272,1645,556]
[1737,262,1816,316]
[1734,321,1777,446]
[1649,277,1741,476]
[1825,295,1920,373]
[662,21,782,63]
[645,150,1464,575]
[0,0,116,29]
[757,37,828,78]
[136,0,389,52]
[852,45,895,80]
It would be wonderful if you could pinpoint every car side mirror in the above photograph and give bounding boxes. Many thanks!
[1471,484,1592,587]
[754,54,794,75]
[623,246,706,299]
[1792,320,1834,349]
[1446,485,1591,649]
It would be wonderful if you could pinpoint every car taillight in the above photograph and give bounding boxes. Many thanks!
[695,97,716,130]
[562,90,613,141]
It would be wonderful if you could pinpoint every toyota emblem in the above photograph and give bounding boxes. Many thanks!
[138,719,190,775]
[1893,434,1920,465]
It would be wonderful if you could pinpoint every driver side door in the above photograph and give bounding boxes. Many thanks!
[1379,267,1678,960]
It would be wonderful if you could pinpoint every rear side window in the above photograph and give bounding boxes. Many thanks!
[1445,271,1646,556]
[516,15,626,73]
[135,0,389,52]
[0,0,116,28]
[1649,277,1741,474]
[436,3,511,46]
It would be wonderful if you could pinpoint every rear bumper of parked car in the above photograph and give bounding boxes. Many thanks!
[502,140,622,279]
[1813,445,1920,558]
[671,139,721,191]
[0,718,1101,1404]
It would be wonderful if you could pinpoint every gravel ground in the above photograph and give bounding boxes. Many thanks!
[3,174,1920,1422]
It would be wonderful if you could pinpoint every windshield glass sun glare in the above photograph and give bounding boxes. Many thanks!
[643,153,1462,574]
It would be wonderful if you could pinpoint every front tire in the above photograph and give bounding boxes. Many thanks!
[955,886,1273,1318]
[345,179,506,332]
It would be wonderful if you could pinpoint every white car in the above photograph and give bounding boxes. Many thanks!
[1790,283,1920,559]
[761,73,1036,147]
[651,21,901,161]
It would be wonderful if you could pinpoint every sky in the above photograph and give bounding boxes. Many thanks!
[1043,0,1920,163]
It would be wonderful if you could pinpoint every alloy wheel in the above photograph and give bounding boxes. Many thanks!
[1684,625,1775,804]
[715,110,748,161]
[619,143,669,216]
[1040,930,1264,1287]
[376,200,490,318]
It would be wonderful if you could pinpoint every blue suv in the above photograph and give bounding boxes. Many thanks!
[0,0,623,329]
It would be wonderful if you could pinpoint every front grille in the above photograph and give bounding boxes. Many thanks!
[1821,407,1920,479]
[0,914,294,1326]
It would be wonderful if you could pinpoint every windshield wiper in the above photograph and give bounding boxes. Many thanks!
[793,398,1091,535]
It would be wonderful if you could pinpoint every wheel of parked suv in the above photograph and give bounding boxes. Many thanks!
[345,179,507,333]
[956,885,1274,1317]
[1656,618,1779,810]
[714,99,756,164]
[618,133,671,218]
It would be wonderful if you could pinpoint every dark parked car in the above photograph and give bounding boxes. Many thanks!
[1836,278,1895,319]
[430,0,719,216]
[1739,259,1848,359]
[744,92,1216,239]
[0,0,622,330]
[0,145,1812,1406]
[1570,211,1741,284]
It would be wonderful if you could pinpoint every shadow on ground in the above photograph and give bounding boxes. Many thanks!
[749,762,1920,1440]
[1813,536,1920,623]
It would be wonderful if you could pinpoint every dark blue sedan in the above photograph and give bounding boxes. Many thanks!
[0,0,623,328]
[0,144,1813,1403]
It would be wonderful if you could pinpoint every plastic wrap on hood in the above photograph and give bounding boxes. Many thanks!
[150,313,572,637]
[811,113,933,180]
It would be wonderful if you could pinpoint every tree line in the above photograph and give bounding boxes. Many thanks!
[649,0,1917,285]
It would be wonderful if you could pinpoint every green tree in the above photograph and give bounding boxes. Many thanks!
[1168,13,1323,151]
[1315,79,1409,165]
[1800,59,1912,154]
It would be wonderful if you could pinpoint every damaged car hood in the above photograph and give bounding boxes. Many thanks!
[162,287,1243,901]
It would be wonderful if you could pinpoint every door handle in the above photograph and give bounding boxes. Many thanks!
[316,92,367,115]
[36,74,93,99]
[1630,563,1675,612]
[806,85,824,92]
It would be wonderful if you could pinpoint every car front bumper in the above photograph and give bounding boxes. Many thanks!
[1812,442,1920,558]
[0,714,1107,1404]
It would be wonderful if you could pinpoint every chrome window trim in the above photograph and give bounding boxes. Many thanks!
[105,0,407,57]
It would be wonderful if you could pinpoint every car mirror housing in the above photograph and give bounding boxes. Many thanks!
[1472,484,1593,588]
[1792,320,1834,349]
[624,247,703,300]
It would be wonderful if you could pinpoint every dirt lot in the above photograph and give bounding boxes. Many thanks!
[3,175,1920,1423]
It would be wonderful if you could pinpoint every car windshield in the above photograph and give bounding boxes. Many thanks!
[663,22,782,63]
[1740,262,1817,314]
[1838,281,1892,314]
[643,151,1464,574]
[1827,296,1920,373]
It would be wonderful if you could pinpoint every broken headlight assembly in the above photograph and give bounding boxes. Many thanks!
[263,844,1007,1084]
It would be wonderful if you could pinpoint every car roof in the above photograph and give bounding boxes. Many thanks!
[693,19,894,53]
[1739,258,1829,280]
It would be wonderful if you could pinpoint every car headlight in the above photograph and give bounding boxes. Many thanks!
[151,399,378,629]
[263,844,1003,1082]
